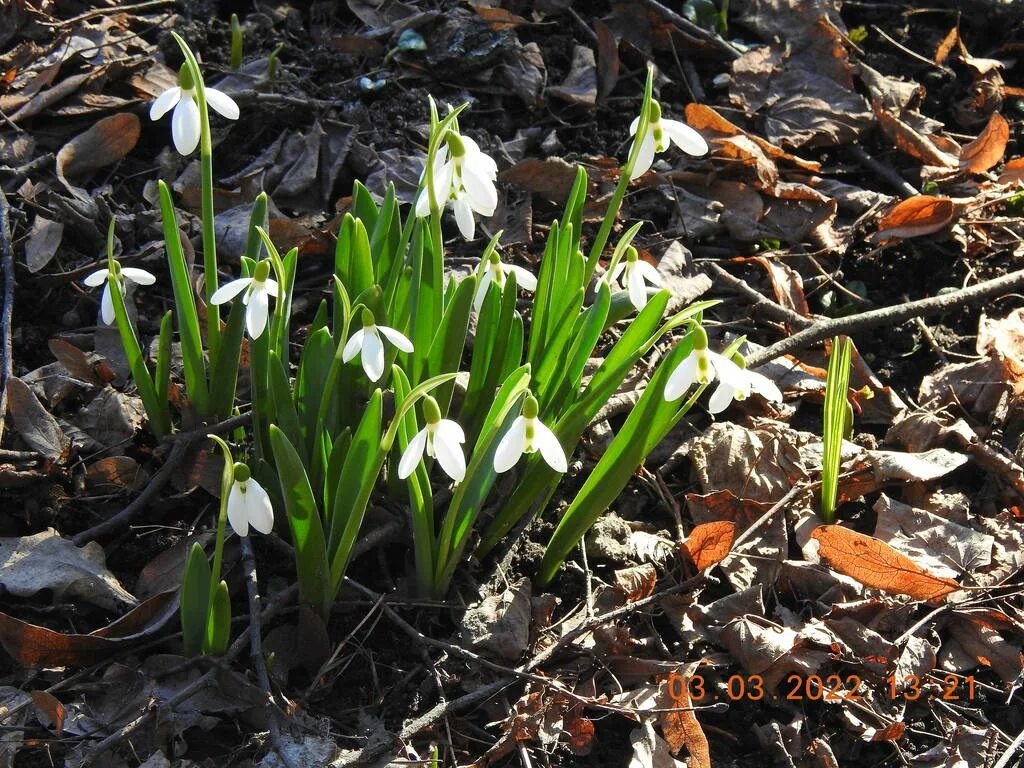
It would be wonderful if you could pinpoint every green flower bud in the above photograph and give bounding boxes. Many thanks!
[360,306,375,328]
[523,393,539,419]
[178,63,195,91]
[232,462,251,483]
[692,325,709,351]
[253,259,271,282]
[650,99,662,123]
[423,395,442,425]
[446,131,466,158]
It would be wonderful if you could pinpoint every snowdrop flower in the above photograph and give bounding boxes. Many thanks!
[226,463,274,537]
[209,259,279,339]
[149,64,240,155]
[629,100,708,181]
[608,246,662,310]
[494,394,567,474]
[473,250,537,312]
[664,328,782,414]
[84,263,156,325]
[398,395,466,483]
[416,131,498,240]
[343,308,414,382]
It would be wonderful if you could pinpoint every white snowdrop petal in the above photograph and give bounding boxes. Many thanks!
[629,115,640,135]
[226,485,249,537]
[84,269,109,287]
[436,419,466,445]
[627,265,649,310]
[362,330,385,381]
[664,352,699,401]
[433,430,466,483]
[707,381,737,414]
[662,119,709,156]
[635,260,662,285]
[415,189,432,218]
[263,278,279,298]
[205,88,240,120]
[453,197,476,240]
[630,130,657,181]
[533,422,568,473]
[171,96,201,155]
[245,287,270,338]
[210,277,252,305]
[121,267,156,285]
[378,325,414,353]
[462,165,498,216]
[493,417,527,473]
[711,354,749,395]
[100,285,115,325]
[247,481,275,534]
[398,429,428,479]
[609,262,626,284]
[472,273,492,313]
[342,329,364,362]
[748,370,783,403]
[507,265,537,291]
[149,87,181,120]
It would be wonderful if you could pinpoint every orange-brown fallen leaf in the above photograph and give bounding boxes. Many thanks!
[811,525,959,602]
[660,677,710,767]
[872,195,955,241]
[960,112,1009,174]
[682,521,736,571]
[614,563,657,602]
[30,691,65,737]
[998,156,1024,184]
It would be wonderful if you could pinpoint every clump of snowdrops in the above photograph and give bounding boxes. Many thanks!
[90,38,783,643]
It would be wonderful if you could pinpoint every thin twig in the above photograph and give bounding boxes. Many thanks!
[73,412,252,546]
[637,0,742,60]
[240,535,296,768]
[706,263,814,330]
[42,0,177,27]
[745,266,1024,368]
[848,144,919,198]
[0,187,13,445]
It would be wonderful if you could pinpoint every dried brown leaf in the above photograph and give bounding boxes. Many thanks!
[614,563,657,602]
[471,4,529,29]
[659,678,710,765]
[500,157,580,203]
[5,376,69,460]
[547,45,597,106]
[594,20,619,101]
[0,591,176,668]
[872,195,955,241]
[811,525,959,602]
[960,112,1009,173]
[29,691,65,736]
[682,521,736,571]
[998,156,1024,184]
[934,27,959,65]
[56,112,140,185]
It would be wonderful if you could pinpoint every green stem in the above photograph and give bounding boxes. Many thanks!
[584,66,654,278]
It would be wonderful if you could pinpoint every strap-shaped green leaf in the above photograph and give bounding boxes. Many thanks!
[269,424,331,617]
[180,542,211,656]
[157,180,209,417]
[425,274,476,414]
[204,580,231,655]
[821,336,852,523]
[537,333,699,584]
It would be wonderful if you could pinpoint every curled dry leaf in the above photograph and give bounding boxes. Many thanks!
[959,112,1009,174]
[5,376,70,460]
[614,563,658,602]
[872,195,955,242]
[810,525,960,603]
[0,591,176,668]
[55,112,140,186]
[681,521,737,571]
[29,690,65,736]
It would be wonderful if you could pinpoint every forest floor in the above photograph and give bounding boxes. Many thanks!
[3,0,1024,766]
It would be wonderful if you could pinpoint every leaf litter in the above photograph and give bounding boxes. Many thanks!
[2,0,1024,766]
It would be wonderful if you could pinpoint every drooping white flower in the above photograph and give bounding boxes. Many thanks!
[416,131,498,240]
[398,395,466,483]
[628,100,708,181]
[226,463,274,537]
[472,250,537,312]
[664,330,782,414]
[209,260,279,339]
[149,65,239,155]
[494,394,567,473]
[608,247,662,310]
[343,308,414,382]
[84,265,156,325]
